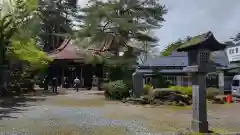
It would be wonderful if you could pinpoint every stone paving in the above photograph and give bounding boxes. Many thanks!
[0,89,240,134]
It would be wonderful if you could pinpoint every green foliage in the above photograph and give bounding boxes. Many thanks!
[103,80,130,100]
[8,67,34,95]
[0,0,52,67]
[160,36,191,56]
[151,69,171,88]
[168,86,220,99]
[0,0,52,96]
[161,40,183,56]
[143,84,153,95]
[9,37,52,68]
[168,86,192,96]
[76,0,167,54]
[37,0,78,51]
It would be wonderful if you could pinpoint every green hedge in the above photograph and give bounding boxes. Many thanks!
[168,86,220,99]
[103,80,130,100]
[168,86,192,96]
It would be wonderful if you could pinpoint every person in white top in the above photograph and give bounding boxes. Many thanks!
[74,77,81,92]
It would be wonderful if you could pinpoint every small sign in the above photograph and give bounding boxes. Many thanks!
[226,46,240,62]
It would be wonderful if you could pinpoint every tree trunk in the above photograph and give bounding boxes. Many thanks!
[0,42,7,96]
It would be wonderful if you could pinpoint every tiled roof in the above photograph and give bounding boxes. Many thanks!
[48,39,85,60]
[178,32,211,50]
[136,69,185,73]
[142,56,188,67]
[140,51,228,68]
[177,31,226,51]
[170,51,188,57]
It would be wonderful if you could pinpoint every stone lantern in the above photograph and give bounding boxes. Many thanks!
[177,31,226,133]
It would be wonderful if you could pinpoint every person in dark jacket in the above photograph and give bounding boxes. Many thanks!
[43,76,49,91]
[52,77,58,94]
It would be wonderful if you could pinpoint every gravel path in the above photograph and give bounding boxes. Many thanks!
[0,89,240,134]
[0,90,168,135]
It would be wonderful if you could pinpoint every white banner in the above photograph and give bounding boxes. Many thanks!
[226,46,240,62]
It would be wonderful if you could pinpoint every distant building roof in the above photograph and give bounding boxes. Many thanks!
[136,69,185,73]
[139,51,228,68]
[141,56,188,67]
[169,51,187,57]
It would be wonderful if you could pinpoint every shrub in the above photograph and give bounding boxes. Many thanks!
[152,69,171,88]
[168,86,192,96]
[103,80,129,100]
[168,86,220,99]
[143,84,154,95]
[148,88,192,105]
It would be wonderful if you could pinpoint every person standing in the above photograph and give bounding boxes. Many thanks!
[52,77,58,94]
[74,77,80,92]
[64,77,70,89]
[43,76,49,91]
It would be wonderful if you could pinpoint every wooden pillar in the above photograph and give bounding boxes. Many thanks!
[61,66,65,88]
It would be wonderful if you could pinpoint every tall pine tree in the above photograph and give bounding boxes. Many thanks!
[37,0,78,52]
[76,0,167,56]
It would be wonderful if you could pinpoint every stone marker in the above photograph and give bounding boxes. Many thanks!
[132,72,143,98]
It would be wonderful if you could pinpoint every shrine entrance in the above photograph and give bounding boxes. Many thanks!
[46,39,104,90]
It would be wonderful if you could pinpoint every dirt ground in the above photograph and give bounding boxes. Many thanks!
[0,88,240,134]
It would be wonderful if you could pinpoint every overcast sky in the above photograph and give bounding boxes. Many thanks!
[77,0,240,51]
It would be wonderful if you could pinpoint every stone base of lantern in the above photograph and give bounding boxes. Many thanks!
[191,120,209,133]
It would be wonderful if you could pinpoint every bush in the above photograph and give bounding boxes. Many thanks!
[148,88,192,105]
[168,86,192,96]
[168,86,220,99]
[151,70,171,88]
[103,80,130,100]
[143,84,154,95]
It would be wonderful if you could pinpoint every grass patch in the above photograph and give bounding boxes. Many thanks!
[211,128,230,134]
[48,98,105,107]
